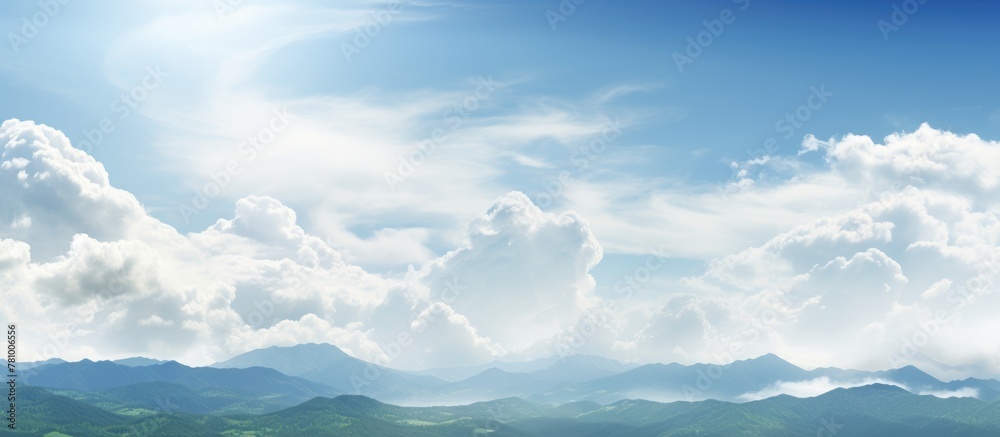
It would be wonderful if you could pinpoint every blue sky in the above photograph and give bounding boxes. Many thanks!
[2,1,1000,377]
[3,1,998,241]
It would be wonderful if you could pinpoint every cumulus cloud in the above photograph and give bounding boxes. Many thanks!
[0,119,159,261]
[418,191,603,351]
[812,125,1000,203]
[9,0,990,379]
[608,124,1000,378]
[0,119,604,369]
[2,118,1000,379]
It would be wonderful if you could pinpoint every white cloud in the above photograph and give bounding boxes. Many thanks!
[918,387,980,399]
[0,119,606,369]
[9,213,31,229]
[318,221,434,269]
[0,119,162,261]
[418,191,603,351]
[71,1,636,278]
[601,125,1000,378]
[738,377,981,401]
[2,117,1000,379]
[736,377,905,401]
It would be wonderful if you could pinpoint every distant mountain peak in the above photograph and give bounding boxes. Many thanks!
[727,353,804,373]
[112,357,168,367]
[211,342,354,377]
[824,383,910,398]
[884,365,939,386]
[265,342,347,352]
[470,396,538,408]
[291,395,387,414]
[750,353,792,363]
[464,367,532,381]
[559,353,609,361]
[892,364,928,374]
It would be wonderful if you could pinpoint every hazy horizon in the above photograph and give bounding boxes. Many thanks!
[23,344,993,384]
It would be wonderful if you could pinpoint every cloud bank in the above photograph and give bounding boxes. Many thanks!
[1,119,999,380]
[737,377,981,401]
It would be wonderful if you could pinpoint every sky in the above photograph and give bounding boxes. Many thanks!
[1,0,999,379]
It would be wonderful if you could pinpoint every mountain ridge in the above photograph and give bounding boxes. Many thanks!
[13,383,1000,436]
[34,345,1000,408]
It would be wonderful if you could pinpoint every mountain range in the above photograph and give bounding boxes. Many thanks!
[210,344,1000,405]
[26,344,1000,408]
[8,382,1000,436]
[11,344,1000,435]
[20,357,339,414]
